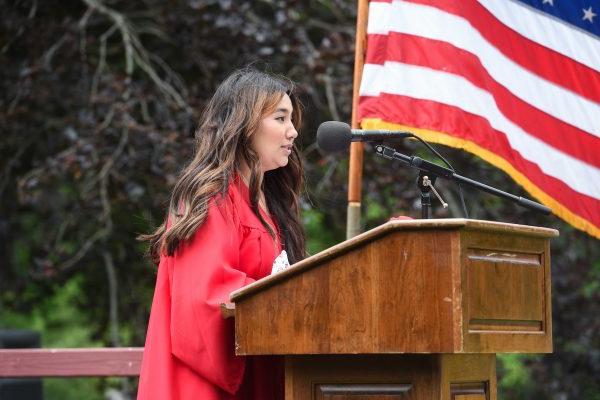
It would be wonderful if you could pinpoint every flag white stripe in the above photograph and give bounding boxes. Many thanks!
[478,0,600,73]
[365,2,396,35]
[360,62,600,200]
[366,1,600,138]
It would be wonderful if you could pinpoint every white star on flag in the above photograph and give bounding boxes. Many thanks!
[542,0,554,5]
[583,6,596,22]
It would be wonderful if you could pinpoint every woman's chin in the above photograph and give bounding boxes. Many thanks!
[263,160,288,172]
[274,158,289,169]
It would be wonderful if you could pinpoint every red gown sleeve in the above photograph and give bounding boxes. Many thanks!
[168,194,253,395]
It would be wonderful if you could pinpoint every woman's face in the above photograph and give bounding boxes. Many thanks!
[251,93,298,172]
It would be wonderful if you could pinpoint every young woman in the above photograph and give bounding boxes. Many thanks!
[137,68,306,399]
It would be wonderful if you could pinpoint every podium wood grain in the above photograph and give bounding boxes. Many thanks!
[230,219,557,399]
[231,219,556,355]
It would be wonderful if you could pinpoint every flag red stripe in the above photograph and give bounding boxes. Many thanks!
[399,0,600,103]
[359,94,600,226]
[364,33,600,168]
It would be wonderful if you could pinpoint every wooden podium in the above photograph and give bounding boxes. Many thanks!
[230,219,558,399]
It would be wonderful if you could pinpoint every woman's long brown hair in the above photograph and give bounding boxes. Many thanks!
[141,68,306,264]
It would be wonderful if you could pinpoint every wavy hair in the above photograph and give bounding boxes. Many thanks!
[142,68,306,264]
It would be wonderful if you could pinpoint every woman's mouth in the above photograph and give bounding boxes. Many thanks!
[281,145,292,154]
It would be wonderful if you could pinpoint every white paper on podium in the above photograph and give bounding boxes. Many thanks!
[271,250,290,274]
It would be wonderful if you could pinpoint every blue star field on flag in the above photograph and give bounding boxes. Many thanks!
[516,0,600,38]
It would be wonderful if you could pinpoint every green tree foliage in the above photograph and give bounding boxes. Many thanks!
[1,0,599,399]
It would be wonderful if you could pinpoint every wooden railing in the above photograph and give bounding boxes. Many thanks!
[0,348,143,377]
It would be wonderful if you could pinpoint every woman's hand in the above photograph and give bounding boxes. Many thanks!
[389,215,413,222]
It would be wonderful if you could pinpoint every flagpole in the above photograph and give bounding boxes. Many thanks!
[347,0,370,239]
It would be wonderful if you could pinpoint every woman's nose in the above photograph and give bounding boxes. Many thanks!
[287,124,298,139]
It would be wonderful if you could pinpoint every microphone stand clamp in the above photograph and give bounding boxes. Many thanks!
[418,173,448,219]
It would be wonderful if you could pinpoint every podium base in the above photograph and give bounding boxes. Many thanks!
[285,353,496,400]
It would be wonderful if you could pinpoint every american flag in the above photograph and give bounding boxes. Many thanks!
[358,0,600,239]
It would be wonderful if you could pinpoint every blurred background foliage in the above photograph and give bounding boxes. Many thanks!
[1,0,598,398]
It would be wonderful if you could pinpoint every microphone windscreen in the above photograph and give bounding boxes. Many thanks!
[317,121,352,152]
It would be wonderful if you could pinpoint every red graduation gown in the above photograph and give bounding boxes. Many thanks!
[137,177,284,400]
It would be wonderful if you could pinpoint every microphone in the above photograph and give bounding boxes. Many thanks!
[317,121,413,152]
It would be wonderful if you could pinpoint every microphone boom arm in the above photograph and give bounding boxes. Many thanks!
[375,145,551,216]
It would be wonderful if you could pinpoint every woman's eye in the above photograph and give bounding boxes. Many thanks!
[276,116,285,122]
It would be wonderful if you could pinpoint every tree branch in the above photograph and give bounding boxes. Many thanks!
[102,250,120,347]
[321,68,341,122]
[82,0,191,113]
